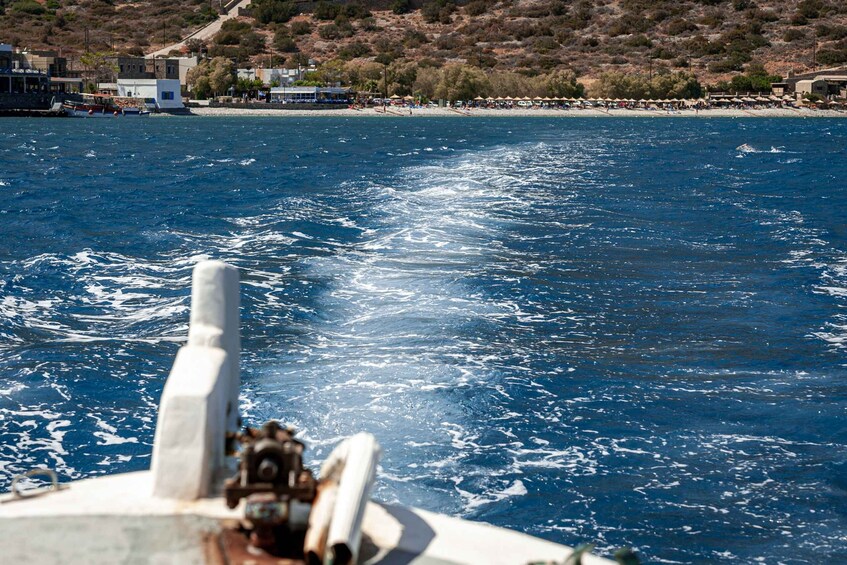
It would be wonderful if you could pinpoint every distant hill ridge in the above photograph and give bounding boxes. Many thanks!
[2,0,846,83]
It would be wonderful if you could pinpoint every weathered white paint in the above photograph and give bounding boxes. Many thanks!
[325,433,382,565]
[150,346,230,499]
[149,260,240,500]
[187,260,240,433]
[116,78,184,109]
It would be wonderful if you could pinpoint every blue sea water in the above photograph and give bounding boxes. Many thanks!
[1,116,846,563]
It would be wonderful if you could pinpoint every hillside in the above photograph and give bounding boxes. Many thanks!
[2,0,847,86]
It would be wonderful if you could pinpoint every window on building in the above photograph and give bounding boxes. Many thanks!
[161,91,174,100]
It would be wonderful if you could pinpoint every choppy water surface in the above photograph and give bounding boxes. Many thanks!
[1,117,846,563]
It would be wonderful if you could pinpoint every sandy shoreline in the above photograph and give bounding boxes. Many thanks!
[186,106,847,118]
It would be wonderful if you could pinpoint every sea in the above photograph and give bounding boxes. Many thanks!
[1,116,845,563]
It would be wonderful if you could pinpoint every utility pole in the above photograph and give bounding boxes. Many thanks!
[382,63,388,109]
[812,31,817,71]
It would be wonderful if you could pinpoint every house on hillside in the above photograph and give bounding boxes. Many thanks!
[772,66,847,99]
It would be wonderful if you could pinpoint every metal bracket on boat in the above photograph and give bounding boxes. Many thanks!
[7,468,66,501]
[223,420,317,510]
[222,420,318,555]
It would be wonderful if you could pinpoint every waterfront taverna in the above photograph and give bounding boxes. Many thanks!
[268,86,351,104]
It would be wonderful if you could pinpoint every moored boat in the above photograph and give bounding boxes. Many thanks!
[62,93,150,117]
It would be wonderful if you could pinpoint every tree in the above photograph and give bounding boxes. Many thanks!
[209,57,235,96]
[590,71,650,99]
[413,66,440,100]
[188,57,235,98]
[489,71,532,98]
[435,64,489,101]
[650,71,703,99]
[344,60,382,91]
[313,59,346,86]
[388,60,418,95]
[80,51,118,85]
[543,69,585,98]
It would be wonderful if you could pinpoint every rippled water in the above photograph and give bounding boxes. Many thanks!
[1,117,846,563]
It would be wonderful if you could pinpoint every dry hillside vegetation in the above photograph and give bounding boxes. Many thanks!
[2,0,846,82]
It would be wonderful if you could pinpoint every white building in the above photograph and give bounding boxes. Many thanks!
[259,67,303,86]
[237,68,258,82]
[268,86,351,104]
[175,57,198,86]
[117,78,183,109]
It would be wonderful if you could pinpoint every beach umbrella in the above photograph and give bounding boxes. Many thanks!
[495,96,504,101]
[543,96,552,101]
[389,94,401,99]
[474,96,484,101]
[522,96,532,101]
[731,97,743,103]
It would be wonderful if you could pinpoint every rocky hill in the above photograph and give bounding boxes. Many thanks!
[2,0,846,86]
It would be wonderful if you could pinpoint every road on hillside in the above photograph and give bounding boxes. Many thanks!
[146,0,253,58]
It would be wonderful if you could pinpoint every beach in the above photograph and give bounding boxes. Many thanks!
[186,105,847,118]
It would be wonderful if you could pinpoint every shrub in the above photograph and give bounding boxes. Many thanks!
[797,0,825,19]
[435,33,459,50]
[252,0,298,24]
[391,0,411,14]
[313,0,340,21]
[342,2,370,19]
[533,36,559,53]
[11,0,46,14]
[817,48,847,66]
[783,29,805,42]
[403,29,429,48]
[337,40,371,60]
[274,33,298,52]
[318,23,340,39]
[358,17,378,31]
[666,18,697,36]
[290,20,311,35]
[421,0,455,24]
[465,0,488,17]
[817,24,847,41]
[626,34,653,48]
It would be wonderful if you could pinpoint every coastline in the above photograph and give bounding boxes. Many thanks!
[185,106,847,118]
